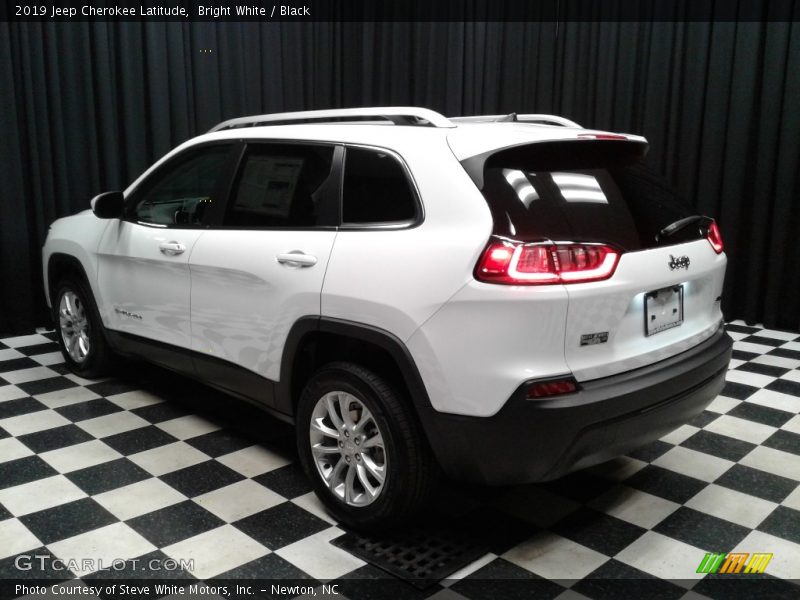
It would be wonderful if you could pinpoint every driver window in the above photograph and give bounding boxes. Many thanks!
[130,145,230,226]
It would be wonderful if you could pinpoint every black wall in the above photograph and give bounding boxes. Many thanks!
[2,19,799,335]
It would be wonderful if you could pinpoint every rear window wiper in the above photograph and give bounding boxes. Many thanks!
[656,215,712,244]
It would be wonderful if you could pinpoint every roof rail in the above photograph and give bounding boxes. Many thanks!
[209,107,455,132]
[450,113,582,128]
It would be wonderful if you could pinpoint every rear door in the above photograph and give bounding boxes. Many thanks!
[188,142,341,395]
[477,141,727,381]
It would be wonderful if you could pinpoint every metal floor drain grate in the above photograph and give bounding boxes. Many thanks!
[331,522,489,589]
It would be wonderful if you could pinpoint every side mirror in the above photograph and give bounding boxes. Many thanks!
[91,191,124,219]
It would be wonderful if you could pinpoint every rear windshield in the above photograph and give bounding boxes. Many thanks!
[475,141,700,251]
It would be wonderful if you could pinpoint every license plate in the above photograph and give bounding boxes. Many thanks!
[645,285,684,336]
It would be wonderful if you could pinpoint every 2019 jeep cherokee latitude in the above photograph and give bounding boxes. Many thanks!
[43,107,733,529]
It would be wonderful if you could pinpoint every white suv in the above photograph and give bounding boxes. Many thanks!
[43,107,733,529]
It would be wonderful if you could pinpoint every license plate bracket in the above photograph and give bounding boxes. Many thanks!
[645,285,684,336]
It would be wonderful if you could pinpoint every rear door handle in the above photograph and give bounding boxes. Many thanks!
[159,241,186,256]
[276,252,317,267]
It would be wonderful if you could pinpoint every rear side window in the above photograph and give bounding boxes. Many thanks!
[225,144,334,228]
[342,147,418,224]
[477,142,697,251]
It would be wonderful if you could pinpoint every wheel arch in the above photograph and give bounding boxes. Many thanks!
[47,253,93,307]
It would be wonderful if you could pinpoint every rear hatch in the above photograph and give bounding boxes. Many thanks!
[466,138,726,381]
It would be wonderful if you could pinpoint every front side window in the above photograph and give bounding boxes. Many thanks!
[224,144,334,228]
[129,145,231,226]
[342,147,418,225]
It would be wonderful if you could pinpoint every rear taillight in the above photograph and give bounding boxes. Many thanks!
[707,220,724,254]
[527,378,579,399]
[476,240,620,285]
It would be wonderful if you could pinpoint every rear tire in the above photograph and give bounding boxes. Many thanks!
[296,362,438,531]
[53,277,114,379]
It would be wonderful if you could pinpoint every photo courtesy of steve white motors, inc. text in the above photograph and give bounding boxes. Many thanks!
[15,3,312,18]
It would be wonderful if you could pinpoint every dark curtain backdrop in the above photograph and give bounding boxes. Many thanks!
[1,19,799,334]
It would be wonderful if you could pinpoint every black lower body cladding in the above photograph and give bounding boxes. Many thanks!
[419,327,733,485]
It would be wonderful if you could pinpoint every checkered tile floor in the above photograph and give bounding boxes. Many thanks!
[0,322,798,599]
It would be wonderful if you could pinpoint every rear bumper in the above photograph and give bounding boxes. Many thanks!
[419,325,733,484]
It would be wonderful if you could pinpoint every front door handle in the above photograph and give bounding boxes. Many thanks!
[276,251,317,267]
[159,241,186,256]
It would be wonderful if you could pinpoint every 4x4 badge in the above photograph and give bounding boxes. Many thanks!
[669,255,690,270]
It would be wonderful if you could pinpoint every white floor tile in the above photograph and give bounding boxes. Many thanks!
[588,486,680,529]
[731,530,800,580]
[129,442,210,476]
[94,478,185,520]
[0,348,24,361]
[196,479,284,522]
[740,446,800,481]
[725,369,775,389]
[0,475,87,516]
[0,518,43,560]
[734,341,782,355]
[616,532,706,587]
[746,389,800,413]
[30,352,65,366]
[441,553,497,586]
[781,486,800,511]
[660,425,699,446]
[106,390,164,411]
[781,340,800,351]
[76,411,150,439]
[781,415,800,435]
[780,370,800,384]
[163,525,269,579]
[290,493,337,525]
[276,526,366,580]
[0,409,71,436]
[2,334,51,348]
[703,415,777,445]
[40,440,122,474]
[48,522,156,577]
[0,385,28,403]
[706,395,741,414]
[685,484,778,528]
[34,386,101,409]
[756,329,799,341]
[216,445,291,478]
[65,373,106,386]
[751,354,800,370]
[156,415,221,440]
[727,359,745,370]
[503,532,608,581]
[652,446,734,483]
[1,366,60,384]
[0,437,34,463]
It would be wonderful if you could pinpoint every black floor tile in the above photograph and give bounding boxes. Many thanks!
[102,425,179,455]
[253,464,313,499]
[740,335,785,347]
[625,465,707,504]
[573,559,685,600]
[725,324,761,334]
[66,458,151,495]
[20,498,117,544]
[766,378,800,397]
[0,503,11,521]
[552,507,647,556]
[55,398,123,422]
[160,460,245,497]
[451,558,565,600]
[18,424,94,453]
[14,342,60,357]
[0,425,8,439]
[757,506,800,544]
[715,464,798,503]
[688,410,720,429]
[767,347,800,361]
[132,401,192,424]
[18,376,78,396]
[0,456,58,490]
[762,430,800,455]
[127,500,224,547]
[215,552,313,580]
[653,507,750,550]
[85,380,140,397]
[0,546,75,580]
[628,440,674,463]
[233,502,329,550]
[185,429,254,458]
[0,397,46,419]
[720,381,759,400]
[0,357,39,373]
[735,362,789,377]
[681,430,757,461]
[727,402,794,427]
[731,349,759,361]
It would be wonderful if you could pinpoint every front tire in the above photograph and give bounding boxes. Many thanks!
[296,362,438,531]
[53,277,114,378]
